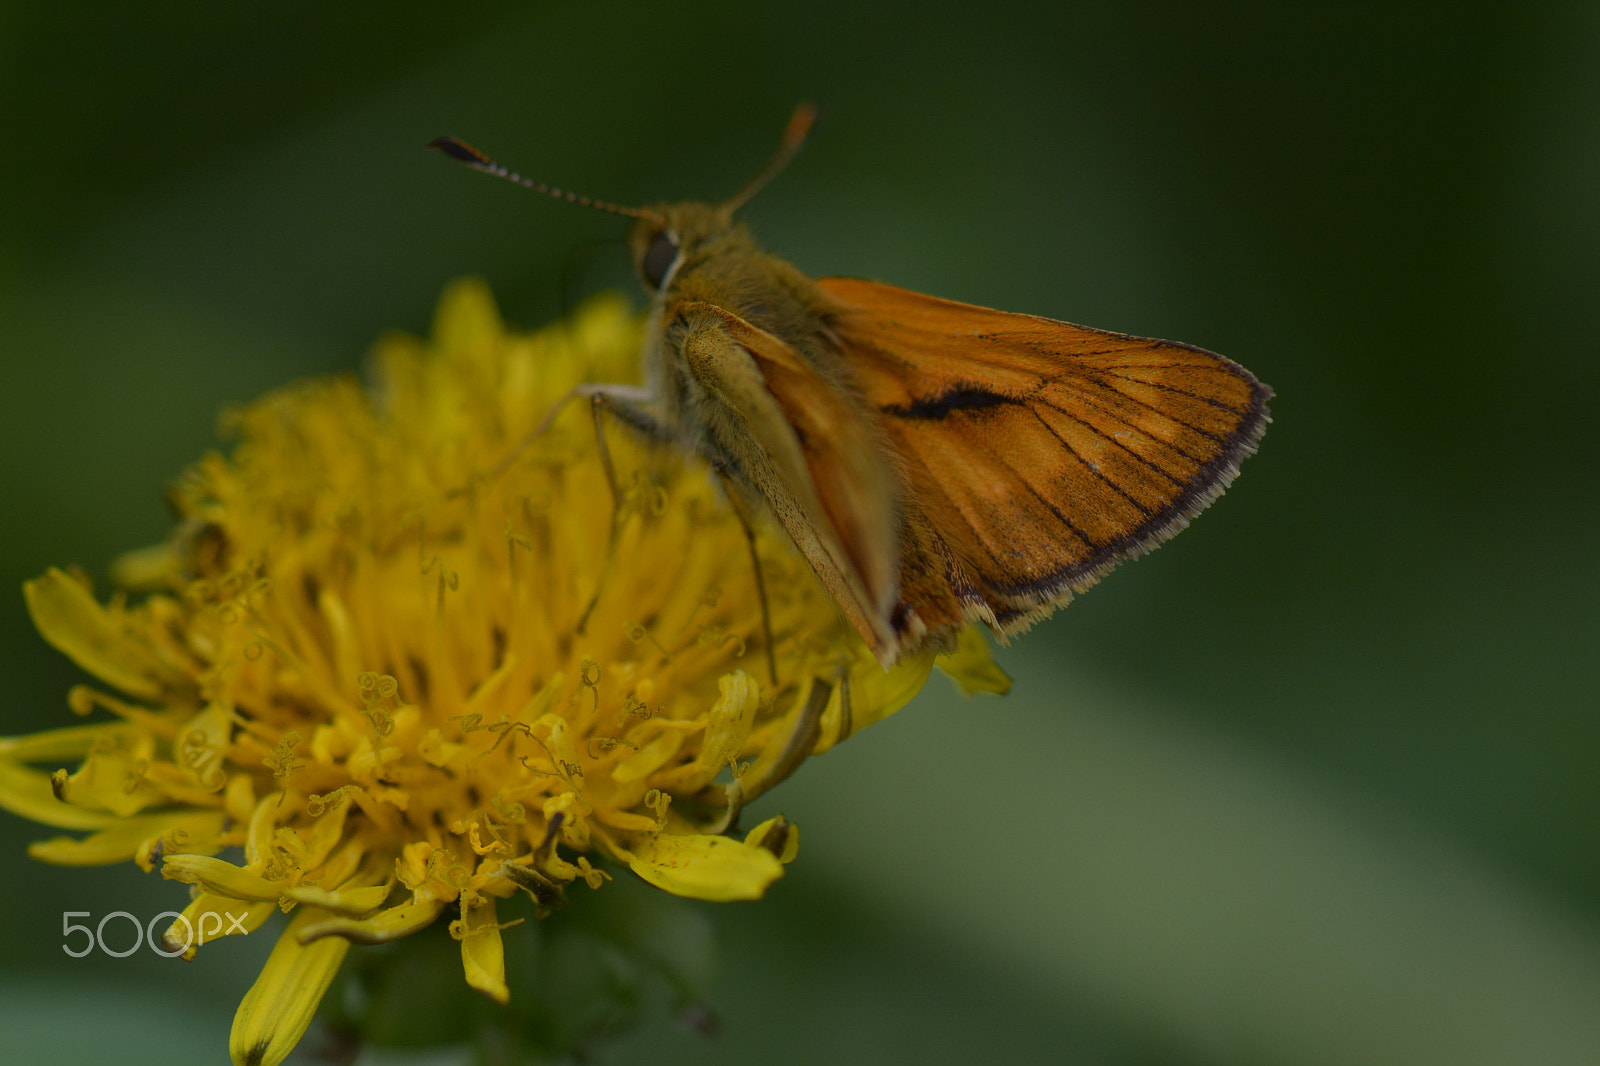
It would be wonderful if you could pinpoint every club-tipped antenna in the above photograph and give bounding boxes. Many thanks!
[722,102,817,214]
[428,136,666,228]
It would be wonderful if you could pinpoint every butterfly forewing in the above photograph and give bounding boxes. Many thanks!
[816,277,1271,637]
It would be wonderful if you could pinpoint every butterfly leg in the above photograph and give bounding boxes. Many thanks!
[576,380,781,683]
[571,385,665,635]
[713,468,779,687]
[457,382,659,497]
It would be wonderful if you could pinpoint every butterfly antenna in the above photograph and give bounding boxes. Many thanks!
[428,136,666,227]
[722,102,817,214]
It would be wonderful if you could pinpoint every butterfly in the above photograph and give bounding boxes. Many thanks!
[432,105,1271,667]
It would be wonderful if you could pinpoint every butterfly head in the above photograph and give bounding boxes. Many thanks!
[627,202,742,293]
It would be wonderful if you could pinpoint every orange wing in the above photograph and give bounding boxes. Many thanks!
[816,276,1272,642]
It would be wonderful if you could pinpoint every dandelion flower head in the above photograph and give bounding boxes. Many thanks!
[2,280,1007,1065]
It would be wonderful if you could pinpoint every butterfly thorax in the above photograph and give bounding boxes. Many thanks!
[629,203,864,443]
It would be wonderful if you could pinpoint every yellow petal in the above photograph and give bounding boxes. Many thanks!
[108,541,182,591]
[432,276,503,369]
[813,648,937,754]
[702,670,758,764]
[418,728,463,768]
[622,830,784,902]
[0,721,133,762]
[163,893,276,958]
[460,893,511,1005]
[744,814,800,864]
[230,906,350,1066]
[50,728,158,817]
[736,677,830,806]
[394,841,436,895]
[173,703,233,790]
[224,773,257,827]
[295,790,352,871]
[281,881,391,917]
[23,568,185,701]
[531,713,581,778]
[936,624,1013,696]
[162,854,284,902]
[29,809,224,867]
[245,791,284,867]
[0,758,117,830]
[542,789,592,848]
[296,897,446,946]
[611,728,683,784]
[658,670,758,791]
[301,836,367,889]
[853,648,936,723]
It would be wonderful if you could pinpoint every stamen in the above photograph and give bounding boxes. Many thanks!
[625,621,670,658]
[262,731,303,781]
[644,788,671,828]
[586,735,638,759]
[489,795,526,825]
[122,757,151,794]
[305,786,359,817]
[448,712,486,735]
[572,657,601,715]
[574,856,610,889]
[622,694,657,722]
[678,585,722,637]
[472,719,532,763]
[466,820,509,857]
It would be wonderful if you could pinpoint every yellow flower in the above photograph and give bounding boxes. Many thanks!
[3,280,1008,1066]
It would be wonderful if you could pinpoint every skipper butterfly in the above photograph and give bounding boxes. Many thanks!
[432,105,1271,666]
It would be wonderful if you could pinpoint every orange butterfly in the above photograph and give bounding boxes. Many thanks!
[432,105,1270,666]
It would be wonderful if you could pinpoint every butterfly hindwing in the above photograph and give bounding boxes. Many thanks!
[816,276,1271,636]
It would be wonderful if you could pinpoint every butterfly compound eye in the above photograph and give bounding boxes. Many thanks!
[640,230,680,289]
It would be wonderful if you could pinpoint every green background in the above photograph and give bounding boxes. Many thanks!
[2,4,1597,1063]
